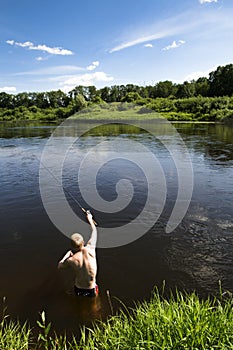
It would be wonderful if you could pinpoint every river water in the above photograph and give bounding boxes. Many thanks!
[0,120,233,335]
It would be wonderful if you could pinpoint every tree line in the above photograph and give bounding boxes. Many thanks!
[1,63,233,122]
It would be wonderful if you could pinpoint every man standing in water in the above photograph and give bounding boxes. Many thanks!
[58,211,98,297]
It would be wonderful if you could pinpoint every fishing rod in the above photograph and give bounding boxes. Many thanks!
[36,155,98,226]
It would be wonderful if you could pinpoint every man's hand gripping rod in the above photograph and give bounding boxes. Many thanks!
[81,208,98,226]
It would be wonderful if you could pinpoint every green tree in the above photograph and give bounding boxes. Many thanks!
[154,80,174,98]
[68,86,86,100]
[72,94,87,112]
[34,92,49,109]
[14,92,30,108]
[0,92,14,108]
[121,92,142,102]
[46,90,69,108]
[100,86,111,102]
[195,77,210,97]
[209,64,233,96]
[108,85,122,102]
[86,86,99,102]
[175,81,196,98]
[145,85,157,99]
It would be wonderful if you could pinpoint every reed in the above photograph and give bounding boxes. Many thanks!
[0,309,32,350]
[1,289,233,349]
[77,290,233,349]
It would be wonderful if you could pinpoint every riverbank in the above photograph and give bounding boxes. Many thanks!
[0,99,233,123]
[1,289,233,349]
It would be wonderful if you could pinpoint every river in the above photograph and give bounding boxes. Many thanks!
[0,120,233,335]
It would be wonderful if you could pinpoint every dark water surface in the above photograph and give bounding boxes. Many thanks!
[0,121,233,335]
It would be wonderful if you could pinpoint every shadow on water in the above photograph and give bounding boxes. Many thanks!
[0,121,233,335]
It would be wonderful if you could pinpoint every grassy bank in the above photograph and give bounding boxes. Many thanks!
[1,98,233,123]
[1,289,233,349]
[70,101,233,123]
[70,102,162,121]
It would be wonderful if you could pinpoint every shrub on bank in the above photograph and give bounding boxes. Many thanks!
[1,97,233,122]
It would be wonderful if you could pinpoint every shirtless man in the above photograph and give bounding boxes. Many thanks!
[58,211,98,297]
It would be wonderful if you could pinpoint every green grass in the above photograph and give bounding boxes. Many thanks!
[77,290,233,350]
[69,103,226,122]
[70,102,163,121]
[0,315,32,350]
[1,101,233,122]
[1,289,233,349]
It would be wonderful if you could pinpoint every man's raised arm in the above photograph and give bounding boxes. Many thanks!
[86,212,97,248]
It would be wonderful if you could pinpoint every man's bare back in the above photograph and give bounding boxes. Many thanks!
[66,245,97,289]
[58,212,98,296]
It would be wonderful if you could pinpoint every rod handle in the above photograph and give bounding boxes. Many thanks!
[82,208,98,226]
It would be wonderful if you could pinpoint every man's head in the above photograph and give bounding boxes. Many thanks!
[70,233,84,251]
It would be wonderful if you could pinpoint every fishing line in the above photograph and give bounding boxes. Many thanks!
[34,154,98,225]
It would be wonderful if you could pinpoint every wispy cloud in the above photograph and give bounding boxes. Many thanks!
[6,40,74,55]
[144,43,153,48]
[162,40,185,51]
[11,59,110,92]
[86,61,100,71]
[14,65,84,76]
[199,0,218,4]
[0,86,17,93]
[14,62,103,77]
[109,8,231,53]
[109,28,180,53]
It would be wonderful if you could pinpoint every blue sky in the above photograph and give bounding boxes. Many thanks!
[0,0,233,93]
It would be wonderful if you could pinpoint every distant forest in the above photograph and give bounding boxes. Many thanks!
[1,63,233,122]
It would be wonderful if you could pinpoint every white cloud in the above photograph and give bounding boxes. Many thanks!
[36,56,46,61]
[162,39,185,51]
[29,44,73,55]
[6,40,74,55]
[199,0,218,4]
[6,40,14,45]
[184,70,210,81]
[61,71,114,92]
[0,86,17,93]
[144,43,153,48]
[16,41,33,48]
[172,62,232,83]
[183,63,232,81]
[86,61,100,71]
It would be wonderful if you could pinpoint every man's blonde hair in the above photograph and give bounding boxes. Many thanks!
[71,233,84,250]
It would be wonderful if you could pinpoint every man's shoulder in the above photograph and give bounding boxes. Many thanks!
[68,251,82,263]
[83,245,96,257]
[84,242,95,250]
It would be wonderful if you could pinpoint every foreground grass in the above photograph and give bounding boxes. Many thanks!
[1,290,233,349]
[0,316,32,350]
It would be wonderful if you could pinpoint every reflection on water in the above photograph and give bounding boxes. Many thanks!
[0,121,233,334]
[173,122,233,164]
